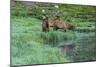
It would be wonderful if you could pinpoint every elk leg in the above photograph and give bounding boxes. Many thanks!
[53,27,57,31]
[64,29,66,32]
[64,28,66,32]
[47,28,49,32]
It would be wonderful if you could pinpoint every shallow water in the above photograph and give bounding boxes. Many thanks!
[58,31,96,62]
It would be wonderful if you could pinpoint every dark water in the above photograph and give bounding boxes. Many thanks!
[39,30,96,62]
[62,31,96,62]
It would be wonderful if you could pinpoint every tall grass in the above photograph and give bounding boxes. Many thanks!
[11,17,69,65]
[11,16,96,66]
[11,1,96,66]
[72,33,96,61]
[38,31,77,46]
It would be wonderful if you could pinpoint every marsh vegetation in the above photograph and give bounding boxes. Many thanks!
[11,1,96,66]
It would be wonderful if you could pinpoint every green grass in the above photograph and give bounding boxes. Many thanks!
[11,16,96,66]
[72,33,96,61]
[11,2,96,66]
[11,17,69,65]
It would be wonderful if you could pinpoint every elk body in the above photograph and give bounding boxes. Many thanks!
[42,16,54,32]
[42,17,49,32]
[42,16,76,32]
[53,19,68,32]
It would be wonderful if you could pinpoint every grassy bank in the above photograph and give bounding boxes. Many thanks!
[11,17,96,65]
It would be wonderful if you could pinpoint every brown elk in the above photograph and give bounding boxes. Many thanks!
[53,16,77,31]
[53,16,69,32]
[42,16,49,32]
[42,16,76,32]
[42,16,55,32]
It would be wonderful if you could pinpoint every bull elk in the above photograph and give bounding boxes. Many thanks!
[42,16,49,32]
[53,20,68,32]
[42,16,55,32]
[42,16,76,32]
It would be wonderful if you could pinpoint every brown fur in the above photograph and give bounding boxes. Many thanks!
[68,23,77,31]
[42,17,49,32]
[53,19,68,32]
[42,17,76,32]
